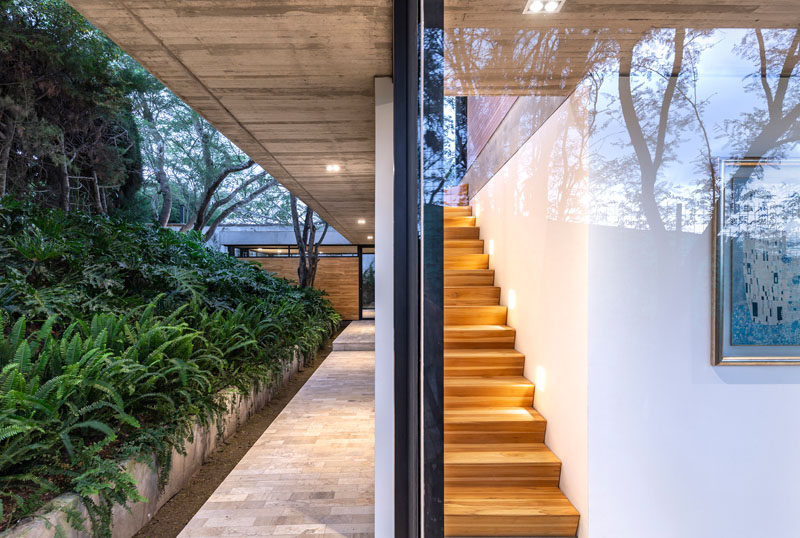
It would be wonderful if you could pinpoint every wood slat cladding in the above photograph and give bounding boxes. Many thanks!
[245,257,360,320]
[65,0,391,244]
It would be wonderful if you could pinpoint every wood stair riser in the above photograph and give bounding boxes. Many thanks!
[445,464,561,488]
[445,395,533,408]
[444,270,495,287]
[445,286,501,306]
[444,216,477,227]
[445,364,523,377]
[444,350,524,377]
[445,306,507,325]
[444,227,480,240]
[445,430,546,444]
[445,411,546,444]
[443,207,473,217]
[444,327,516,349]
[442,203,580,536]
[444,239,483,250]
[445,486,579,537]
[444,254,489,270]
[445,516,579,537]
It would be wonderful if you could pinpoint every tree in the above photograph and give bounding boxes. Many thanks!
[290,193,329,288]
[0,0,145,212]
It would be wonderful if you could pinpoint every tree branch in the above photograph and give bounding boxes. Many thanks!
[756,29,776,120]
[203,178,276,240]
[192,159,255,231]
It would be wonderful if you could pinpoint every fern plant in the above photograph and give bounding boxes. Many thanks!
[0,200,339,536]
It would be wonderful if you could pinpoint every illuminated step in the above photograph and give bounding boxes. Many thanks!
[445,406,546,444]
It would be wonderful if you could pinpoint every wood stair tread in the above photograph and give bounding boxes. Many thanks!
[445,407,545,427]
[444,325,516,349]
[443,206,473,216]
[444,286,501,306]
[442,203,579,536]
[445,349,524,359]
[444,269,494,286]
[445,375,532,387]
[445,305,507,325]
[445,443,560,465]
[444,239,483,248]
[444,349,525,376]
[445,486,578,516]
[444,226,481,240]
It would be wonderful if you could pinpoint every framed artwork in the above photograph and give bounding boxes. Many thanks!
[714,159,800,365]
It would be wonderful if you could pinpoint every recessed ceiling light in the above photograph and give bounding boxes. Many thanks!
[367,235,374,240]
[527,0,543,12]
[326,164,341,173]
[524,0,563,13]
[357,218,366,225]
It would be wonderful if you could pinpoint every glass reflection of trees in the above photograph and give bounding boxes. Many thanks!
[591,28,800,234]
[443,26,800,234]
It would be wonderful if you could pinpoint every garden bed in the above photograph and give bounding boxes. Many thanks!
[4,347,307,538]
[0,202,341,536]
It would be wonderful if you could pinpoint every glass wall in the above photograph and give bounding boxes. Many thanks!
[418,0,800,535]
[361,247,375,319]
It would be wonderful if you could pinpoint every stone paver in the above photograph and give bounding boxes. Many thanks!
[179,337,375,537]
[332,321,375,351]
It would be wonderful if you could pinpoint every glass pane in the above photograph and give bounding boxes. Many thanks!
[361,252,375,319]
[420,0,800,532]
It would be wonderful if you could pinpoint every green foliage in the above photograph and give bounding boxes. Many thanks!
[0,201,340,535]
[0,0,150,211]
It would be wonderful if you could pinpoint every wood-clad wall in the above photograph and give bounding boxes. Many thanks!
[244,257,360,321]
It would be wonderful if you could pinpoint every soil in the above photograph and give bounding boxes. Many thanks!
[133,323,347,538]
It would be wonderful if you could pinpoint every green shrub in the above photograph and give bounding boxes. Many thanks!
[0,199,340,535]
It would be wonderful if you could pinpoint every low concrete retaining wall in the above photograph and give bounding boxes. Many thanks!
[4,348,309,538]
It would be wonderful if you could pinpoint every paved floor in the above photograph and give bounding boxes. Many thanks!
[332,321,375,352]
[179,326,375,537]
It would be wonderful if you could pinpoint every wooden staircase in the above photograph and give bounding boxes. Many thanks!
[443,205,579,537]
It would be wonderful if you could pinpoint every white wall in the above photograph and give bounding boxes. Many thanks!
[472,93,590,537]
[473,81,800,537]
[587,225,800,538]
[373,76,395,537]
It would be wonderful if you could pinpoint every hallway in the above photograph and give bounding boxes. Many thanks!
[179,322,376,537]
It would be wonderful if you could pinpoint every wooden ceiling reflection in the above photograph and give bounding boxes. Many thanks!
[444,0,800,96]
[66,0,392,243]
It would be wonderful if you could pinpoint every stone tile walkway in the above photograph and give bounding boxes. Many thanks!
[179,327,375,537]
[332,320,375,352]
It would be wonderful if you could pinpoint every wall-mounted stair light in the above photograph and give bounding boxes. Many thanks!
[524,0,564,13]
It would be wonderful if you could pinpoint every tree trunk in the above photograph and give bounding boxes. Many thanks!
[155,136,171,226]
[308,223,329,287]
[140,100,171,226]
[59,136,70,212]
[617,29,685,232]
[290,193,328,288]
[291,194,310,287]
[0,119,15,198]
[92,171,105,214]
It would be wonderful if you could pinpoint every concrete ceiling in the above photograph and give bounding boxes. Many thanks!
[66,0,392,243]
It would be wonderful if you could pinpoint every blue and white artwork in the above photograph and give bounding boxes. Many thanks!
[731,236,800,345]
[726,161,800,347]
